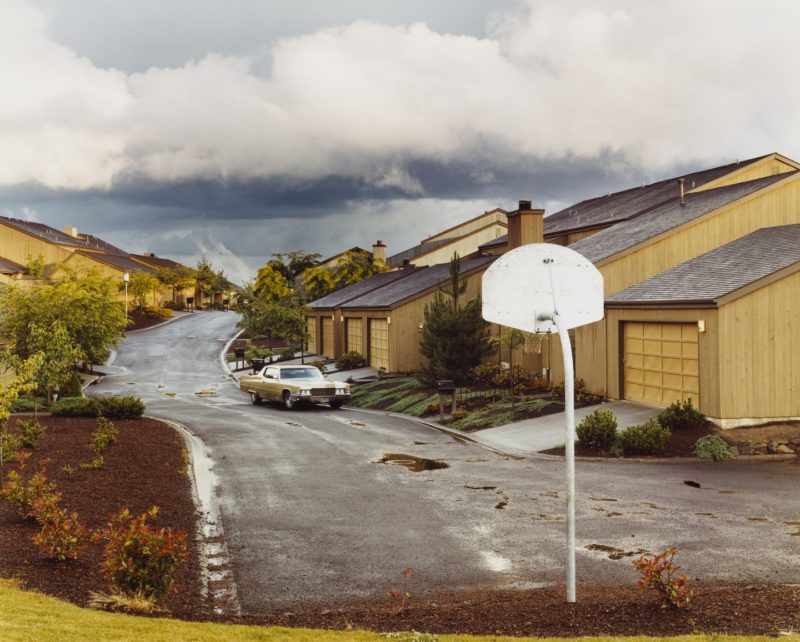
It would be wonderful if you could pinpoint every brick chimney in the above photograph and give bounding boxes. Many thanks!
[372,240,387,263]
[506,200,544,250]
[63,226,78,238]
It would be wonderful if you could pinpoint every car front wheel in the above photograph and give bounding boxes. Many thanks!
[329,399,343,409]
[283,391,295,410]
[250,392,262,405]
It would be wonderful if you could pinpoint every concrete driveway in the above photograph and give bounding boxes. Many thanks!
[92,311,800,614]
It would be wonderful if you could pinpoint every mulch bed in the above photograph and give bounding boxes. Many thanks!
[542,422,713,458]
[126,310,171,332]
[0,415,206,619]
[2,415,799,636]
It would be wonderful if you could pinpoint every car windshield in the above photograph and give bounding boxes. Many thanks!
[279,367,324,380]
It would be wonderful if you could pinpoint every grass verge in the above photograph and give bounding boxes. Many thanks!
[2,580,795,642]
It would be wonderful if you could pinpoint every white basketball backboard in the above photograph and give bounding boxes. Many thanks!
[482,244,604,333]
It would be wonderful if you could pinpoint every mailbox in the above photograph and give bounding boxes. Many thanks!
[251,358,266,373]
[234,348,245,359]
[437,380,456,394]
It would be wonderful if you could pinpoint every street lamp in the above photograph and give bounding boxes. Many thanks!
[123,272,129,316]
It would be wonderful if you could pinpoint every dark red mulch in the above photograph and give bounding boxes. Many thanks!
[241,583,800,637]
[542,422,714,458]
[2,415,799,636]
[126,310,170,332]
[0,416,207,619]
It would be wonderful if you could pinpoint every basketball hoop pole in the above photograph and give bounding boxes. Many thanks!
[544,258,576,604]
[553,313,576,603]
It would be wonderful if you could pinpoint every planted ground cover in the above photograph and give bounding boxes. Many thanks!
[348,376,567,430]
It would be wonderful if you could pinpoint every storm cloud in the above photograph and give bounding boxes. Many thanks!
[2,0,799,282]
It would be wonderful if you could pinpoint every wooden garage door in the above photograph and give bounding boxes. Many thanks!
[306,317,317,353]
[321,317,334,357]
[345,318,363,354]
[369,318,389,371]
[624,322,700,408]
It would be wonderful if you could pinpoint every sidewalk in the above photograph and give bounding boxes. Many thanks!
[464,401,661,456]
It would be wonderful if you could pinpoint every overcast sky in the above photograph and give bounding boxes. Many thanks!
[2,0,799,283]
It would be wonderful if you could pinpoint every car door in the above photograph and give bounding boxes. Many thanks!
[261,367,281,401]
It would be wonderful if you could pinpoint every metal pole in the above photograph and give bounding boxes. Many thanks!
[553,313,576,603]
[125,280,128,317]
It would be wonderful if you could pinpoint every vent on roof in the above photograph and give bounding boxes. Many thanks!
[678,178,686,207]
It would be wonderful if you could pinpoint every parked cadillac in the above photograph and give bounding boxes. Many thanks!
[239,364,351,409]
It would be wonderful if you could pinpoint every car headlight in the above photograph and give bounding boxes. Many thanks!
[300,389,311,396]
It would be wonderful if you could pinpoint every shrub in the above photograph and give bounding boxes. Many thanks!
[613,420,671,456]
[657,398,706,431]
[451,408,468,421]
[17,419,46,449]
[632,546,696,608]
[90,417,118,456]
[335,351,366,370]
[1,427,23,464]
[279,346,297,360]
[59,370,84,397]
[94,506,189,601]
[96,396,145,419]
[0,455,60,520]
[245,346,272,361]
[50,397,98,417]
[145,306,172,319]
[33,505,87,562]
[51,396,144,419]
[550,378,605,405]
[310,359,326,373]
[693,435,736,461]
[576,409,618,449]
[10,396,46,413]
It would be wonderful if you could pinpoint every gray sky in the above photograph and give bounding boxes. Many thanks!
[2,0,799,283]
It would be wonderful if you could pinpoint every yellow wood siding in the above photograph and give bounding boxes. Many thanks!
[623,322,699,408]
[717,271,800,420]
[389,269,486,372]
[410,224,507,268]
[321,317,334,358]
[368,318,389,370]
[424,209,507,244]
[306,317,317,354]
[345,318,363,354]
[599,174,800,295]
[0,223,73,278]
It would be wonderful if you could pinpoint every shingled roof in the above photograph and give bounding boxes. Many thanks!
[74,250,156,274]
[339,255,496,309]
[0,217,95,249]
[606,225,800,305]
[130,253,184,271]
[480,154,778,252]
[570,172,795,265]
[308,268,420,309]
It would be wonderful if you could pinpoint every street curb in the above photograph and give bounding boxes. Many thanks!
[219,330,244,386]
[150,415,241,617]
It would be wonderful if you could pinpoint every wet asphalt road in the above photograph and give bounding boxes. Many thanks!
[93,311,800,612]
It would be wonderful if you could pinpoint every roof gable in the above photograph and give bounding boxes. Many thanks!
[606,224,800,305]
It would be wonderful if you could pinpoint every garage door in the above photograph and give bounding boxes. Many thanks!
[321,317,334,357]
[306,317,317,354]
[623,322,699,408]
[345,318,363,354]
[369,318,389,371]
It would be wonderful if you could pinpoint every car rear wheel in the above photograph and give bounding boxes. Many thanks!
[250,392,262,405]
[329,399,343,409]
[283,391,295,410]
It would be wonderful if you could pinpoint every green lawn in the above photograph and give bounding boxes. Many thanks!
[1,580,795,642]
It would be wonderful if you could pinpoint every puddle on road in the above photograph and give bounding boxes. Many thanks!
[195,388,218,397]
[590,497,618,502]
[375,453,449,472]
[165,392,176,397]
[464,485,497,491]
[586,544,646,560]
[348,420,368,429]
[786,522,800,536]
[747,516,769,522]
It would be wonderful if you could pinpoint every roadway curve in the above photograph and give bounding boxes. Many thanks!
[93,311,800,613]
